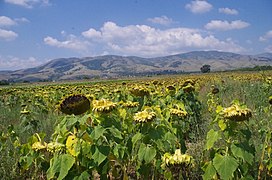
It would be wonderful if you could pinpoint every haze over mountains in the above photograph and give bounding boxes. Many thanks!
[1,51,272,82]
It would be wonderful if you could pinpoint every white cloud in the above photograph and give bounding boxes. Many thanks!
[265,45,272,53]
[259,30,272,41]
[0,16,17,27]
[82,28,102,39]
[0,55,41,70]
[44,34,89,51]
[15,17,30,23]
[80,21,244,57]
[147,16,175,26]
[4,0,50,8]
[218,8,238,15]
[0,28,18,40]
[185,0,212,14]
[205,20,250,31]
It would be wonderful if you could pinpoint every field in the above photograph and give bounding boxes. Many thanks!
[0,71,272,179]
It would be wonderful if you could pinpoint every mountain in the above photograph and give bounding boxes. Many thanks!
[1,51,272,82]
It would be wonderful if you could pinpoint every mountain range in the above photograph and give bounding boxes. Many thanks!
[1,51,272,82]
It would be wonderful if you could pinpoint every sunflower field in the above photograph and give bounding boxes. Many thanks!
[0,72,272,179]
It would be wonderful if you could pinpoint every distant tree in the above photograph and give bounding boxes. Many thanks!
[200,64,211,73]
[0,80,9,86]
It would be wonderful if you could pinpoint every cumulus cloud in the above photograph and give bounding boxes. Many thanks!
[185,0,212,14]
[45,22,245,57]
[0,28,18,40]
[205,20,250,31]
[0,16,17,27]
[0,55,41,70]
[218,8,238,15]
[147,16,175,26]
[4,0,50,8]
[259,30,272,41]
[44,34,89,51]
[0,16,30,27]
[79,21,244,57]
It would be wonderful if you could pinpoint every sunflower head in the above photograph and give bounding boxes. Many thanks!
[121,101,140,108]
[167,85,176,91]
[170,108,188,118]
[211,85,219,94]
[32,141,47,151]
[182,79,195,87]
[133,109,156,123]
[59,94,90,115]
[162,149,192,168]
[152,80,159,85]
[130,85,150,97]
[182,84,195,93]
[222,104,252,122]
[92,99,117,113]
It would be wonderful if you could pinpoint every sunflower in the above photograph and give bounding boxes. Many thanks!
[211,85,219,94]
[182,84,195,93]
[133,109,156,123]
[182,79,195,87]
[121,101,139,108]
[170,108,188,118]
[32,141,47,151]
[222,104,252,121]
[130,85,150,96]
[92,99,117,113]
[162,149,192,167]
[59,94,90,115]
[47,142,65,153]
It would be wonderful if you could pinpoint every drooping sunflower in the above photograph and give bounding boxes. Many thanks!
[182,83,195,93]
[162,149,193,168]
[133,109,156,123]
[211,85,219,94]
[92,99,117,113]
[222,104,252,122]
[130,85,150,97]
[170,108,188,118]
[59,94,91,115]
[121,101,140,108]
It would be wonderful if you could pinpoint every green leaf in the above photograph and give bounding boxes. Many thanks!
[138,143,156,164]
[58,154,75,180]
[231,144,254,165]
[90,125,105,140]
[218,119,227,131]
[47,155,61,179]
[203,162,216,180]
[132,132,142,147]
[213,154,238,180]
[108,127,123,139]
[216,105,223,114]
[73,171,90,180]
[92,146,110,165]
[164,131,177,145]
[205,129,220,150]
[113,144,126,159]
[144,146,156,164]
[47,154,75,180]
[138,143,146,162]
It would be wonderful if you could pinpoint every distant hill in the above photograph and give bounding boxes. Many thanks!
[1,51,272,82]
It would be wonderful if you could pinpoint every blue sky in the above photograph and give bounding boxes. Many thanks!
[0,0,272,70]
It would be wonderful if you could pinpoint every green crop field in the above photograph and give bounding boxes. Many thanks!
[1,71,272,179]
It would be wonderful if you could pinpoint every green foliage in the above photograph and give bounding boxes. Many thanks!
[1,72,272,179]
